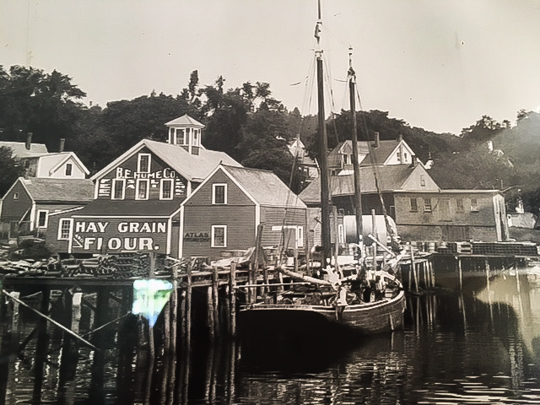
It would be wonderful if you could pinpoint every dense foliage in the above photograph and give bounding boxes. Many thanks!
[1,64,540,211]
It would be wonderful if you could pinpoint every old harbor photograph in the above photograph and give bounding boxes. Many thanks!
[2,0,540,403]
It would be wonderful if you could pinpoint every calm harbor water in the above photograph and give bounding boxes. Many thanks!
[3,267,540,404]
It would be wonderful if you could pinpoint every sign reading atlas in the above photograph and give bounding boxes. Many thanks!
[71,220,168,252]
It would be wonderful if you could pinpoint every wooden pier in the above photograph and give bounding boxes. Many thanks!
[0,261,283,404]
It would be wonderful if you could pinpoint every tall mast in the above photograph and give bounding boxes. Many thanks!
[315,0,332,264]
[348,48,363,244]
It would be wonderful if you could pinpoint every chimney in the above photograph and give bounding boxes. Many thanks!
[425,152,434,169]
[373,132,380,148]
[59,138,65,153]
[397,134,403,142]
[25,132,33,150]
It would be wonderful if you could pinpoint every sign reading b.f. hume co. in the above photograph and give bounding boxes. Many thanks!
[69,219,169,253]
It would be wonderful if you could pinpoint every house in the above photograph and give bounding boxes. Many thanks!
[301,134,509,244]
[300,136,439,217]
[288,138,318,185]
[0,135,89,179]
[180,165,307,261]
[0,177,94,239]
[0,134,94,240]
[394,190,509,242]
[46,115,242,257]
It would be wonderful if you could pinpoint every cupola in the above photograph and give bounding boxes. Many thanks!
[165,114,205,155]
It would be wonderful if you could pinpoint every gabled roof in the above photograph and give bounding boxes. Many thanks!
[39,152,90,176]
[327,139,411,168]
[182,165,306,209]
[19,178,94,202]
[299,165,428,205]
[165,114,205,128]
[0,141,48,158]
[222,165,306,208]
[91,139,241,183]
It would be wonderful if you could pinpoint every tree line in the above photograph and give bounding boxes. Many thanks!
[1,65,540,213]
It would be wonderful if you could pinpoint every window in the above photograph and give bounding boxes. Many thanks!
[343,154,348,165]
[58,219,72,240]
[424,198,432,212]
[65,163,73,176]
[471,198,479,212]
[160,179,174,200]
[138,154,151,173]
[194,129,199,146]
[456,198,464,212]
[410,198,418,212]
[420,175,426,187]
[211,225,227,247]
[176,129,186,145]
[136,179,149,200]
[25,160,30,168]
[112,179,125,200]
[404,152,408,162]
[212,184,227,204]
[13,192,19,200]
[37,210,48,228]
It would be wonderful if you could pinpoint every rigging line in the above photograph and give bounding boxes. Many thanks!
[355,84,400,248]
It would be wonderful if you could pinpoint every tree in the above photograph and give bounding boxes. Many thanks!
[0,66,86,151]
[0,147,25,196]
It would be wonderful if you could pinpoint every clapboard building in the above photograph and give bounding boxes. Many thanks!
[180,165,307,261]
[300,135,509,244]
[46,115,241,256]
[0,136,92,239]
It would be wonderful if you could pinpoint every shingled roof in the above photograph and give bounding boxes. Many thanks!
[299,165,421,205]
[327,139,405,168]
[222,165,306,208]
[92,139,241,183]
[0,141,48,158]
[20,178,94,202]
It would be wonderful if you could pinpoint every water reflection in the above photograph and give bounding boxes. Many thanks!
[3,269,540,403]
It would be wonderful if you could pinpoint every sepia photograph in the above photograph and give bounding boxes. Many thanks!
[1,0,540,403]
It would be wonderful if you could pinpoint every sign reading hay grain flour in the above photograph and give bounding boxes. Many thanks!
[69,219,169,253]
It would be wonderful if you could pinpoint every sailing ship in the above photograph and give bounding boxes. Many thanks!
[239,1,406,334]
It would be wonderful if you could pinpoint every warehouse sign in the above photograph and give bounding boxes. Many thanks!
[69,220,169,253]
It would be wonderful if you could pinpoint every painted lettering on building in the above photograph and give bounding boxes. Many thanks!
[97,167,187,198]
[183,232,210,242]
[69,220,169,253]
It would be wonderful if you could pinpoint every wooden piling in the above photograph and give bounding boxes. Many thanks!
[180,261,193,404]
[212,266,220,337]
[229,262,237,336]
[182,266,190,344]
[167,264,179,405]
[458,257,463,291]
[207,287,215,340]
[33,287,50,403]
[89,288,109,404]
[410,245,418,293]
[116,287,136,405]
[0,287,11,402]
[58,290,76,395]
[429,260,435,288]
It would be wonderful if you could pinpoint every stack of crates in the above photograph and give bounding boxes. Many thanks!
[472,242,539,256]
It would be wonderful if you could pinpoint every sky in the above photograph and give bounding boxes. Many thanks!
[2,0,540,135]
